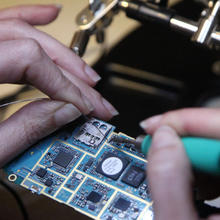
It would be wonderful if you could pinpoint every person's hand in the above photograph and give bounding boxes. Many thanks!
[0,5,118,167]
[140,108,220,220]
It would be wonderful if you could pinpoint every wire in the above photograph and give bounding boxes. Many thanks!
[0,179,29,220]
[0,98,44,108]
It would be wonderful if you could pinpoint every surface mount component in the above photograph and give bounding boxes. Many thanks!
[53,151,74,168]
[87,191,102,203]
[122,165,145,188]
[114,197,131,211]
[96,152,129,180]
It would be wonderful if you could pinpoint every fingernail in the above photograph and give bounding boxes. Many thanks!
[139,115,162,131]
[54,104,81,127]
[102,98,119,116]
[82,95,94,112]
[54,4,62,10]
[85,65,101,83]
[152,126,177,149]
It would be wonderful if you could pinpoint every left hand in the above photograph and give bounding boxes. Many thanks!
[0,4,117,120]
[0,4,119,167]
[0,4,98,86]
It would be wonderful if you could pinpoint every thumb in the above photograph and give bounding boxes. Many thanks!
[147,126,198,220]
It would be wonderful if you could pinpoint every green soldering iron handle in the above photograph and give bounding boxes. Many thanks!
[141,136,220,175]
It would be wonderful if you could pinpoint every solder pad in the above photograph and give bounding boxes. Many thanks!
[4,117,154,220]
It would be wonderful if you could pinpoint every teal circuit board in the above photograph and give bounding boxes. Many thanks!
[4,117,154,220]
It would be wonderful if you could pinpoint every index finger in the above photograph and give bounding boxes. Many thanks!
[0,18,101,86]
[140,108,220,139]
[0,4,61,25]
[0,39,93,115]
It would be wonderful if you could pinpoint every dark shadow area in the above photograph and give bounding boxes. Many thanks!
[94,1,220,137]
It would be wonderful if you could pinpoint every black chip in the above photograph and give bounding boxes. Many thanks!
[53,151,73,168]
[134,208,139,212]
[88,204,96,211]
[87,191,102,203]
[83,158,94,171]
[122,166,145,188]
[114,198,130,211]
[96,152,129,180]
[36,168,47,178]
[86,158,94,167]
[45,178,53,187]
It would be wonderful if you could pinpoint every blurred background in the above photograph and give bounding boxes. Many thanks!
[1,0,220,219]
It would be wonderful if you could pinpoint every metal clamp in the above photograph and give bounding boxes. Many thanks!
[191,0,220,46]
[71,0,119,56]
[72,0,220,57]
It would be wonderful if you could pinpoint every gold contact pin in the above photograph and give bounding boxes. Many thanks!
[110,135,144,152]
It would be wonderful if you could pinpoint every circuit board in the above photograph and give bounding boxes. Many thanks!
[4,117,154,220]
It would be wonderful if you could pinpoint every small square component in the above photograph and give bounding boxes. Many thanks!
[53,151,73,168]
[114,198,130,211]
[36,168,47,178]
[96,153,129,180]
[45,178,53,187]
[122,166,145,188]
[87,191,102,203]
[88,204,96,211]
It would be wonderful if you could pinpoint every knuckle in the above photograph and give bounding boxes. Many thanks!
[162,109,187,122]
[23,39,44,62]
[161,111,175,122]
[67,79,82,97]
[22,117,41,146]
[21,102,56,146]
[161,110,187,134]
[160,111,179,129]
[92,90,102,101]
[52,75,83,101]
[15,38,44,64]
[75,86,83,98]
[5,18,27,28]
[81,61,95,86]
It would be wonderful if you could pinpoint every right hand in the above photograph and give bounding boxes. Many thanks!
[140,108,220,220]
[0,4,118,167]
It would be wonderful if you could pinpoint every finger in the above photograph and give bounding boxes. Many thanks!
[0,39,93,115]
[0,4,61,25]
[0,18,101,86]
[140,108,220,138]
[0,99,81,167]
[60,67,119,120]
[208,215,220,220]
[147,126,198,220]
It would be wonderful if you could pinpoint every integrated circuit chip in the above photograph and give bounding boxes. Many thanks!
[96,153,129,180]
[53,151,73,168]
[88,204,96,211]
[114,198,130,211]
[45,178,53,187]
[36,168,47,178]
[87,191,102,203]
[122,166,145,188]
